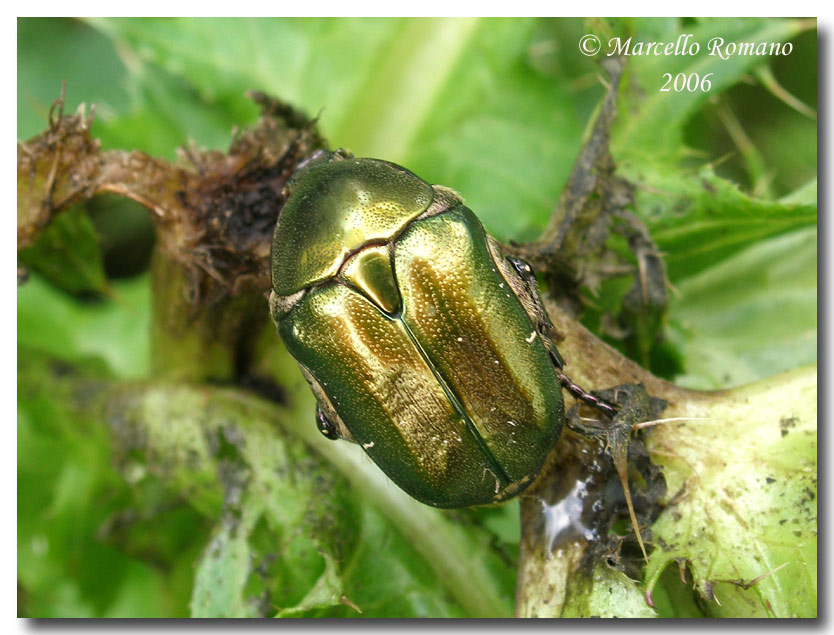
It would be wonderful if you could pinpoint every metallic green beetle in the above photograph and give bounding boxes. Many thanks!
[270,151,575,509]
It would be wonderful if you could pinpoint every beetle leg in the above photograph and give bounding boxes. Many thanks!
[316,405,342,440]
[555,367,619,419]
[496,251,556,343]
[299,366,357,444]
[493,246,619,419]
[487,243,564,362]
[498,245,645,556]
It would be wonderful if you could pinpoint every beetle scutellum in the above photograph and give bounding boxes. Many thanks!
[270,150,619,511]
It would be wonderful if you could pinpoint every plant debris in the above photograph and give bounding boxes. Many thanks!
[18,85,327,305]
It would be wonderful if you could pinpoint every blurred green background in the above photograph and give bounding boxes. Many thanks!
[18,18,816,617]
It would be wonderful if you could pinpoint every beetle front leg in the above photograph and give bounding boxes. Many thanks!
[316,405,343,440]
[299,366,357,444]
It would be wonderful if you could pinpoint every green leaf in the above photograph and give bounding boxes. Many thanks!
[780,178,817,206]
[645,366,817,617]
[87,17,594,243]
[648,564,708,618]
[275,556,345,618]
[18,205,108,295]
[19,347,514,617]
[190,517,263,617]
[561,563,658,618]
[17,18,131,140]
[633,168,815,284]
[612,18,808,165]
[668,227,816,390]
[18,352,202,618]
[18,274,151,379]
[86,17,400,150]
[18,17,817,618]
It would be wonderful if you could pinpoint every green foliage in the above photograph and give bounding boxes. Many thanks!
[18,205,109,294]
[612,18,808,165]
[645,367,817,617]
[669,227,816,390]
[18,275,151,379]
[561,563,658,618]
[18,17,816,617]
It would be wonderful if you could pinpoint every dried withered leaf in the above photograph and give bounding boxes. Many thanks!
[17,87,327,304]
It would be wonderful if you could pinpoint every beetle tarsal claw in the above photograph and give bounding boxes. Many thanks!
[556,369,619,418]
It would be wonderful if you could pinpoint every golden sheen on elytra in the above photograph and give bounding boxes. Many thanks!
[270,153,564,508]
